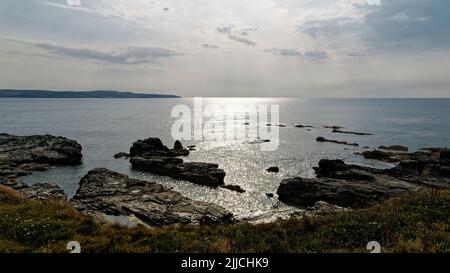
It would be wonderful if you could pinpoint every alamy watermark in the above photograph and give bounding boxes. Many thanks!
[171,97,280,151]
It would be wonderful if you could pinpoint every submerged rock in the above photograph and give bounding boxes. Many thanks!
[316,136,359,147]
[71,168,234,227]
[332,129,372,136]
[379,145,409,152]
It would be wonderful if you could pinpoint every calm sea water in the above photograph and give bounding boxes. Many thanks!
[1,98,450,221]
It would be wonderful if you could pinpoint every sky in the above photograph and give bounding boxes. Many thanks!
[1,0,450,97]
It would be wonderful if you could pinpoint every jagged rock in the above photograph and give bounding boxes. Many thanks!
[278,155,450,209]
[114,152,129,159]
[19,183,67,200]
[221,184,246,193]
[277,176,413,208]
[379,145,409,152]
[0,179,67,200]
[304,201,349,217]
[174,140,184,150]
[131,157,225,187]
[71,168,234,227]
[129,137,170,157]
[316,136,359,146]
[361,150,400,163]
[129,137,189,157]
[267,167,279,173]
[0,134,82,181]
[129,138,223,187]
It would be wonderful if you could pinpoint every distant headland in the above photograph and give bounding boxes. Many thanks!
[0,89,180,98]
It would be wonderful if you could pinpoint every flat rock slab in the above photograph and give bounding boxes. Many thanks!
[0,134,82,180]
[71,168,234,227]
[278,156,450,209]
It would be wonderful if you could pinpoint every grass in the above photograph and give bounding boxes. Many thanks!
[0,185,449,253]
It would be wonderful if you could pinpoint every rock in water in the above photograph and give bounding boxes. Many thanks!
[114,152,129,159]
[0,134,82,180]
[130,137,189,157]
[174,140,184,150]
[379,145,409,152]
[267,167,280,173]
[221,184,246,193]
[277,176,413,208]
[71,168,234,227]
[278,155,450,209]
[129,137,223,187]
[131,157,225,187]
[129,137,170,157]
[316,136,359,147]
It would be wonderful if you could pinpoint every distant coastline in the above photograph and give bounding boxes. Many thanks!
[0,89,180,99]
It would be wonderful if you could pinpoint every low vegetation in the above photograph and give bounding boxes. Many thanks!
[0,185,449,253]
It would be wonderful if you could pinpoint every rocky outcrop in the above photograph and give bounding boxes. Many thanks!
[1,179,67,200]
[0,134,82,181]
[129,137,189,157]
[379,145,409,152]
[71,168,234,227]
[114,152,129,159]
[129,138,225,187]
[278,176,413,208]
[131,157,225,187]
[316,136,359,147]
[278,150,450,208]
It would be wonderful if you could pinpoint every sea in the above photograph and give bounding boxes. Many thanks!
[1,98,449,222]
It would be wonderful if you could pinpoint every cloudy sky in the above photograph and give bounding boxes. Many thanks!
[1,0,450,97]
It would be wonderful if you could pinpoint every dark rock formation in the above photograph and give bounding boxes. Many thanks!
[0,134,82,180]
[361,150,400,163]
[379,145,409,152]
[316,136,359,147]
[221,184,246,193]
[114,152,129,159]
[278,150,450,208]
[1,179,67,200]
[294,124,314,128]
[332,129,373,136]
[71,168,234,227]
[130,137,189,157]
[131,157,225,187]
[278,175,414,208]
[267,167,280,173]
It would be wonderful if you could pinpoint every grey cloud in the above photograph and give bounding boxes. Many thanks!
[298,0,450,54]
[16,40,180,64]
[201,44,220,49]
[265,47,303,56]
[228,35,256,47]
[265,47,328,61]
[216,25,257,47]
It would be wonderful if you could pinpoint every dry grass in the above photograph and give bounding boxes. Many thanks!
[0,187,449,253]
